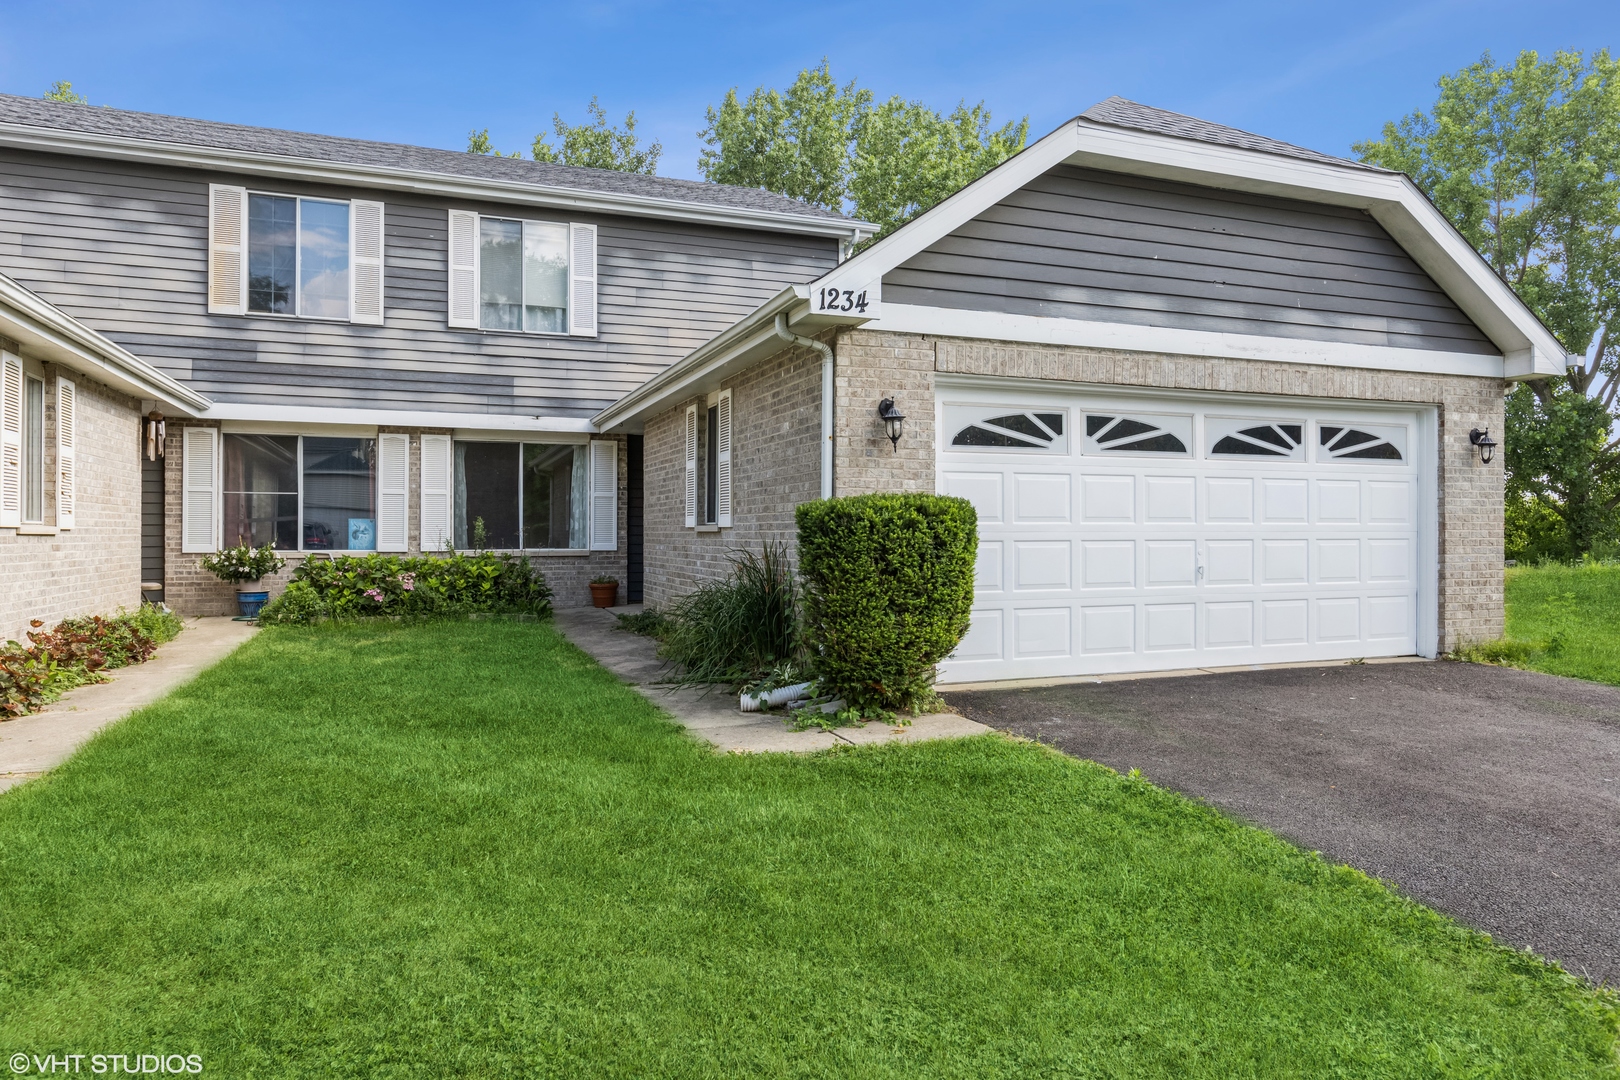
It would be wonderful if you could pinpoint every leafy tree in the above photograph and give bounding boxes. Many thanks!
[44,81,86,105]
[699,61,1027,237]
[532,98,661,174]
[1356,50,1620,557]
[468,99,662,174]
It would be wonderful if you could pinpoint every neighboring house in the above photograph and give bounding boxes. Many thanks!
[594,99,1571,684]
[0,272,207,641]
[0,94,868,617]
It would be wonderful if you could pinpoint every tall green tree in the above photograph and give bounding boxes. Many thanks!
[1356,50,1620,557]
[43,81,86,104]
[698,61,1027,237]
[468,99,662,174]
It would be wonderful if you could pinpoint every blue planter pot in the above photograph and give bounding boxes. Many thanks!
[236,590,270,618]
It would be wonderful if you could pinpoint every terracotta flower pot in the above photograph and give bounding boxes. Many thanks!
[589,582,618,608]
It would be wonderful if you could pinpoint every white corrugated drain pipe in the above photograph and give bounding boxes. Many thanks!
[774,313,834,498]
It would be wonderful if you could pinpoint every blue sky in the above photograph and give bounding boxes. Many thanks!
[1,1,1616,182]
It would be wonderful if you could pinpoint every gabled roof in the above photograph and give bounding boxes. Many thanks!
[595,99,1570,431]
[0,95,872,240]
[1080,97,1384,172]
[0,272,210,415]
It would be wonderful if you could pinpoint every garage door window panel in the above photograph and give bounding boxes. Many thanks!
[1208,418,1306,460]
[1083,414,1191,456]
[946,408,1067,451]
[1319,424,1405,462]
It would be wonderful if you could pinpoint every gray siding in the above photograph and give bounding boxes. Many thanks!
[0,148,840,417]
[883,165,1495,355]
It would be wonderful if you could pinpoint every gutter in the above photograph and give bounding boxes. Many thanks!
[0,122,879,244]
[774,313,834,499]
[0,273,210,415]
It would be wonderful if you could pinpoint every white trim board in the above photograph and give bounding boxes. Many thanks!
[876,305,1506,379]
[0,123,874,244]
[201,401,596,434]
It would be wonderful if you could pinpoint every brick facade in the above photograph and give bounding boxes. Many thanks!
[642,340,825,609]
[641,327,1507,652]
[164,428,629,616]
[0,366,143,642]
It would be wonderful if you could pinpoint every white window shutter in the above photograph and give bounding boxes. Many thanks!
[376,432,409,551]
[55,376,75,529]
[447,211,479,329]
[715,388,732,528]
[181,427,218,553]
[0,353,21,529]
[589,439,617,551]
[350,199,385,325]
[420,434,453,551]
[207,184,247,315]
[568,222,597,337]
[683,404,697,528]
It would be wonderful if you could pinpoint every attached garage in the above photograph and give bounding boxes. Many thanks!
[936,384,1433,682]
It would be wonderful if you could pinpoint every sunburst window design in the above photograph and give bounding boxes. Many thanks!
[949,410,1066,450]
[1083,414,1191,455]
[1209,421,1306,459]
[1319,425,1404,461]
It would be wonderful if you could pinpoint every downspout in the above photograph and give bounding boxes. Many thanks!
[775,313,834,499]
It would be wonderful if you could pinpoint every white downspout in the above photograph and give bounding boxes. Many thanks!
[775,313,834,499]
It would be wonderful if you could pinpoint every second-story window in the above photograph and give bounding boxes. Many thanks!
[479,218,569,333]
[248,195,351,319]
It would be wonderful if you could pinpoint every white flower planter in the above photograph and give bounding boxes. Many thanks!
[739,681,815,712]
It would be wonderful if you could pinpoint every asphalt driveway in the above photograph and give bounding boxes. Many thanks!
[946,660,1620,985]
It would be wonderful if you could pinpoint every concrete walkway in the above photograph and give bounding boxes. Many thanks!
[552,605,989,753]
[0,617,258,794]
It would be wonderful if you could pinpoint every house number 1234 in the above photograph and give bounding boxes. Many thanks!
[814,287,870,314]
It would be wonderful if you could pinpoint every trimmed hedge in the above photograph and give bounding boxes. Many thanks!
[257,553,552,624]
[796,493,977,713]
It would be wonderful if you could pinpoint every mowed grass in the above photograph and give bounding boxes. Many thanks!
[1499,562,1620,686]
[0,623,1614,1077]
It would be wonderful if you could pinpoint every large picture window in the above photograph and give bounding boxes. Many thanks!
[454,441,587,549]
[222,434,376,550]
[479,218,569,333]
[248,194,351,318]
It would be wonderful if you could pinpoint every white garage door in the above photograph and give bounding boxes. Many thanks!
[937,388,1431,683]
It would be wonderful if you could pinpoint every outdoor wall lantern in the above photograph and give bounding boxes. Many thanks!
[877,397,906,452]
[1469,427,1497,465]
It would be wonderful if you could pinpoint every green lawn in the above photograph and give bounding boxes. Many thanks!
[1490,562,1620,685]
[0,623,1614,1077]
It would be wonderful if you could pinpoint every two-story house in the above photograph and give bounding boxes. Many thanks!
[0,94,869,636]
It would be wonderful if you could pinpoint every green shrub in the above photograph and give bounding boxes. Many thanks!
[658,544,802,688]
[796,493,976,714]
[256,552,552,625]
[201,542,286,583]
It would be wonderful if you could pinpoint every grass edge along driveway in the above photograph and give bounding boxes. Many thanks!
[0,621,1614,1078]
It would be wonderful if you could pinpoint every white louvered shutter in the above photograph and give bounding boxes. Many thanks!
[208,184,247,315]
[420,434,453,551]
[55,376,75,529]
[181,427,218,553]
[568,222,597,337]
[376,433,408,551]
[589,439,617,551]
[715,389,733,528]
[683,404,698,528]
[447,211,479,329]
[0,353,21,528]
[350,199,385,325]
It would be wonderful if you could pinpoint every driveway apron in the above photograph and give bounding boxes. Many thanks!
[946,660,1620,985]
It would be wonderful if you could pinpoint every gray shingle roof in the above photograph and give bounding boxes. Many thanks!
[0,94,852,223]
[1080,97,1385,172]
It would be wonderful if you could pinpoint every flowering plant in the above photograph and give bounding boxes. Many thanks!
[200,542,286,584]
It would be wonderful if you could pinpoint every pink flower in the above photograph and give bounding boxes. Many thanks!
[363,588,386,603]
[398,573,416,592]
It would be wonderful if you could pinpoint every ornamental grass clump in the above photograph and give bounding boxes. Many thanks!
[796,493,976,715]
[658,544,803,688]
[256,552,552,624]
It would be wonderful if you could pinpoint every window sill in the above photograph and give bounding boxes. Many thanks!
[17,524,58,536]
[694,524,722,534]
